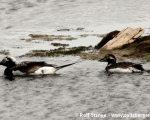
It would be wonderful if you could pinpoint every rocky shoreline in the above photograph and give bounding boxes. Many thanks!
[20,33,150,62]
[1,28,150,62]
[79,34,150,61]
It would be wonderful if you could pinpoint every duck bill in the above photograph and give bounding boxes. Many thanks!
[98,57,107,62]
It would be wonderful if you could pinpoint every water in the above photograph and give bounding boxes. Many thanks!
[1,58,150,120]
[1,0,150,29]
[0,0,150,120]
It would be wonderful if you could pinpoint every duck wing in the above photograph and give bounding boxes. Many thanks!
[117,62,144,71]
[131,64,144,71]
[114,62,134,68]
[110,62,144,70]
[107,62,133,69]
[12,61,56,74]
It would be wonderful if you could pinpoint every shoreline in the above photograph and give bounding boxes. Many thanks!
[0,30,150,62]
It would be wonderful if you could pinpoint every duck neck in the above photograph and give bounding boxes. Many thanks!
[107,59,116,66]
[7,62,16,68]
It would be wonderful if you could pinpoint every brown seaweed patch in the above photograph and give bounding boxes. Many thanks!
[51,43,69,47]
[28,34,77,41]
[80,34,105,38]
[57,28,85,31]
[0,50,10,55]
[76,28,85,31]
[134,35,150,43]
[57,29,70,31]
[20,46,93,57]
[80,34,89,37]
[78,53,101,60]
[131,41,150,60]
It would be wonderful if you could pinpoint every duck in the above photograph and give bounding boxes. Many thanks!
[99,54,145,73]
[0,56,78,80]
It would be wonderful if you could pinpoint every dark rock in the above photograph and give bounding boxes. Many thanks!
[95,30,120,49]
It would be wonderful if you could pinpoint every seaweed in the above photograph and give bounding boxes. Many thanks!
[28,34,77,41]
[51,43,69,47]
[134,35,150,43]
[0,50,10,55]
[20,46,93,57]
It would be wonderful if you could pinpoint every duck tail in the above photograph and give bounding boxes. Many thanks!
[55,61,81,70]
[132,64,145,71]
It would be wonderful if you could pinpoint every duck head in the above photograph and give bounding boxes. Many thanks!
[99,54,116,64]
[0,56,17,68]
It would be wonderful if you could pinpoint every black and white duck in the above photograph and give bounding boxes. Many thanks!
[99,54,145,73]
[0,56,78,79]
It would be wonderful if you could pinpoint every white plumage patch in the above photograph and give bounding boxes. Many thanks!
[13,70,24,75]
[12,67,58,76]
[108,67,142,73]
[128,67,142,72]
[109,56,115,60]
[9,56,17,63]
[34,67,57,74]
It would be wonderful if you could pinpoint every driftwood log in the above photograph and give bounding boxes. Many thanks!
[95,27,144,50]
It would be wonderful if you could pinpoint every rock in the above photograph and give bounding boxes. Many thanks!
[95,30,120,49]
[101,27,144,50]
